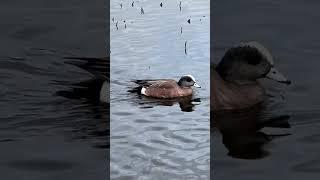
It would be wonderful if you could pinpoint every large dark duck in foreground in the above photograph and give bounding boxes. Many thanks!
[212,41,291,111]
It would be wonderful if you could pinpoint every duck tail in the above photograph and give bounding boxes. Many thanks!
[132,80,149,85]
[128,86,143,94]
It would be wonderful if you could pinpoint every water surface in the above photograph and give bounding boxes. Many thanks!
[111,0,210,179]
[0,1,108,179]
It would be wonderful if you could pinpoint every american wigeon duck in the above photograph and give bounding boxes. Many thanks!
[212,41,291,111]
[132,75,201,98]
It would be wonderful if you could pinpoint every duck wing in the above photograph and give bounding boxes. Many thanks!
[56,56,109,103]
[147,80,178,89]
[64,56,109,80]
[132,79,174,87]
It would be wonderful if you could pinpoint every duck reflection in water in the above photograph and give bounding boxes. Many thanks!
[128,89,201,112]
[212,104,291,159]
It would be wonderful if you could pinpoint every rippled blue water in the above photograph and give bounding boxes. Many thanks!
[213,0,320,179]
[111,0,210,179]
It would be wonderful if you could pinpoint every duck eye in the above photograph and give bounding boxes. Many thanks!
[243,47,262,65]
[186,78,192,82]
[245,53,261,65]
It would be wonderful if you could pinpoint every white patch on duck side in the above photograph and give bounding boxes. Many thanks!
[185,74,196,82]
[100,81,109,103]
[240,41,274,65]
[191,101,201,105]
[141,87,147,95]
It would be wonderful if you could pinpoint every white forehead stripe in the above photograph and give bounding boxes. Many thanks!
[239,41,274,65]
[186,74,196,82]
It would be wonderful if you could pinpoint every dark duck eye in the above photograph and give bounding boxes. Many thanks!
[243,46,262,65]
[186,77,192,82]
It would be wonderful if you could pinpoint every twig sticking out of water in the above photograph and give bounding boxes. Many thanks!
[180,27,183,34]
[112,17,114,22]
[160,2,163,7]
[120,3,122,9]
[185,41,188,55]
[132,1,134,7]
[141,7,144,14]
[187,19,191,24]
[125,24,127,29]
[116,21,118,30]
[179,1,182,11]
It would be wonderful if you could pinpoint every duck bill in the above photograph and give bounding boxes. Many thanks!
[193,83,201,88]
[266,67,291,85]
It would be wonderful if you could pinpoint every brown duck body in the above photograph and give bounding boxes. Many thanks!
[141,79,193,98]
[212,68,266,111]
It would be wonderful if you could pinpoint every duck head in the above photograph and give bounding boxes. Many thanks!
[178,75,201,88]
[216,41,291,85]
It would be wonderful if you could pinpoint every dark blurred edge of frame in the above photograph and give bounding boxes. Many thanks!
[210,0,214,179]
[106,0,110,178]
